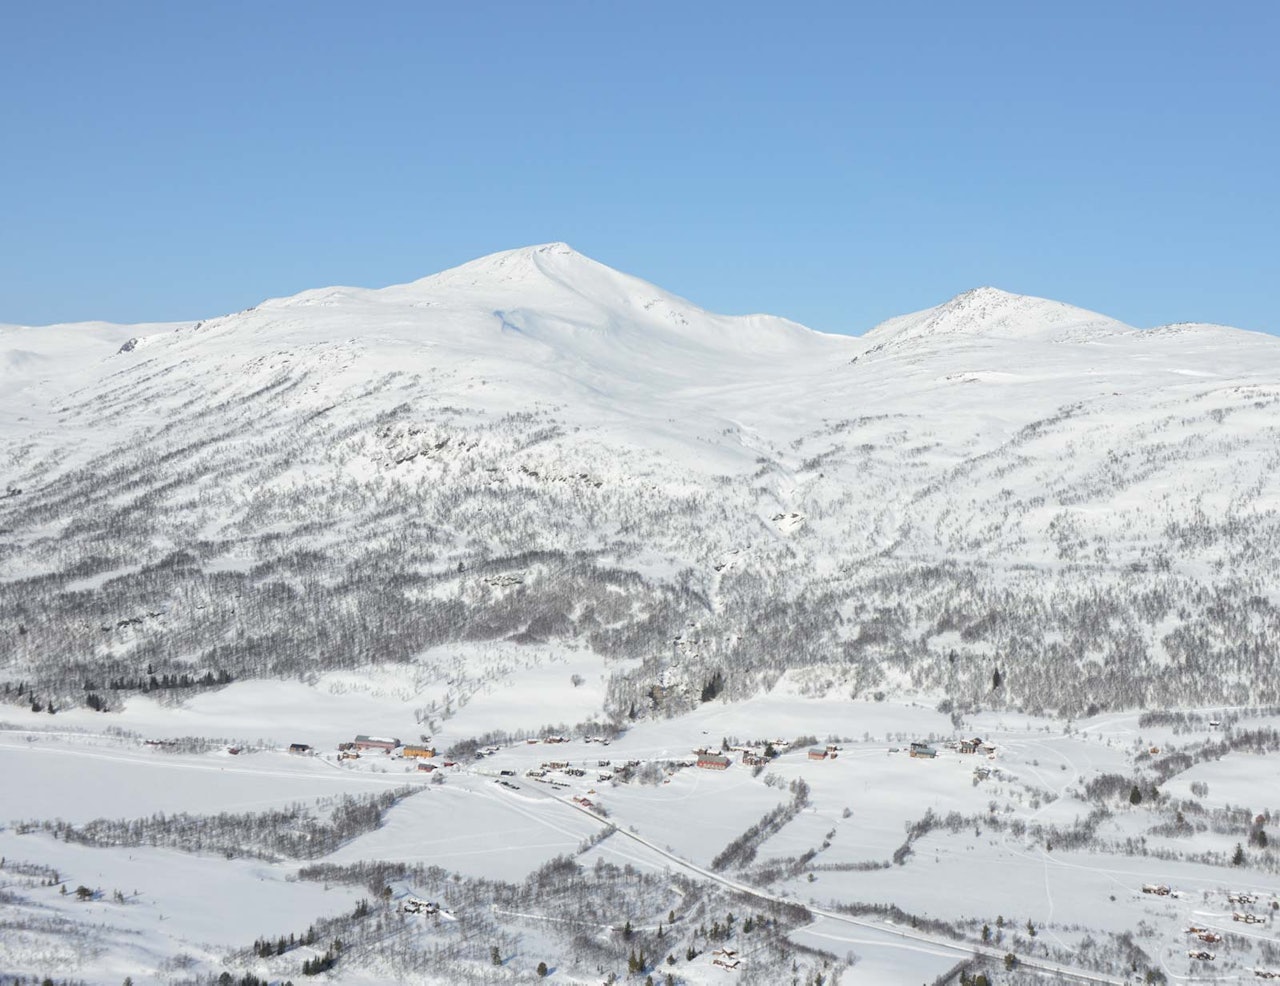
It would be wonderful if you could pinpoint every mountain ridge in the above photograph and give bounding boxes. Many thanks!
[3,244,1280,723]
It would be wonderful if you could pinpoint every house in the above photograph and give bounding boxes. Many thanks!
[697,753,731,770]
[1142,884,1172,896]
[417,762,437,773]
[399,896,439,915]
[354,735,399,753]
[959,737,984,754]
[1187,950,1214,961]
[909,742,937,759]
[288,743,313,755]
[807,748,828,760]
[402,746,436,759]
[712,948,738,959]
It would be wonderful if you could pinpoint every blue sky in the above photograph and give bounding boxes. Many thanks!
[2,2,1276,334]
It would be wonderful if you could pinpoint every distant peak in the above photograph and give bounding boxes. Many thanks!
[865,286,1130,346]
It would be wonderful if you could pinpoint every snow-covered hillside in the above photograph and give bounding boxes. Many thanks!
[4,243,1280,723]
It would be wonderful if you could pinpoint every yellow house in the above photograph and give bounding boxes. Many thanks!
[403,746,436,759]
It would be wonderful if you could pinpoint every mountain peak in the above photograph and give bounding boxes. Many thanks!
[406,241,601,294]
[864,286,1130,346]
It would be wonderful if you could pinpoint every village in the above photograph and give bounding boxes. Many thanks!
[291,728,1004,798]
[5,691,1278,986]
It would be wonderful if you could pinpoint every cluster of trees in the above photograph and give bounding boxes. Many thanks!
[711,778,809,871]
[290,851,828,984]
[19,788,416,861]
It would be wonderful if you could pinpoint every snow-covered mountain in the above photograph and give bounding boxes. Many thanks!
[4,244,1280,720]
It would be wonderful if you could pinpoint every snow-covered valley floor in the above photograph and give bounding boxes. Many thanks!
[2,682,1277,985]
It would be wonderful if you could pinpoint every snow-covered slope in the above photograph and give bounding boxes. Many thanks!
[3,245,1280,722]
[864,285,1129,345]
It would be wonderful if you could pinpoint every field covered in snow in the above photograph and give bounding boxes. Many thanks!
[2,678,1278,984]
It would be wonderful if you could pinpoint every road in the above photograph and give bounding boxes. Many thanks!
[487,772,1127,985]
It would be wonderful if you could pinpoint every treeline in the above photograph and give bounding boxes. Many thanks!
[711,778,809,871]
[16,788,417,861]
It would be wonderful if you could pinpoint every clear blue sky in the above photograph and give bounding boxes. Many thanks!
[2,1,1276,334]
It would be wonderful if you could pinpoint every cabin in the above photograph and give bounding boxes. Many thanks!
[1187,950,1214,961]
[909,742,937,759]
[402,746,436,759]
[697,753,731,770]
[807,748,829,761]
[354,735,399,753]
[417,762,437,773]
[959,737,984,754]
[399,896,439,915]
[1142,884,1172,896]
[288,743,313,755]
